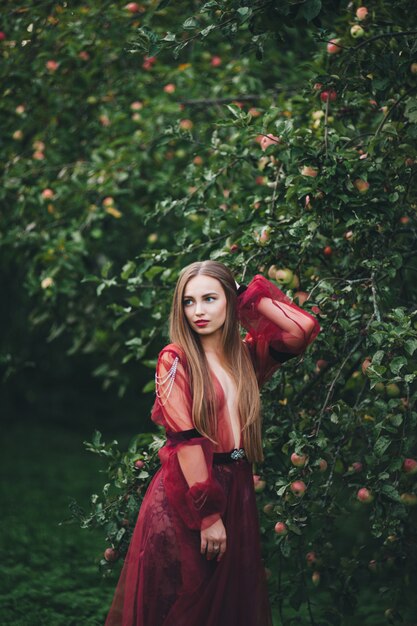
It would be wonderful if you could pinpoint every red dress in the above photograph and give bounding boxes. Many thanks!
[104,275,321,626]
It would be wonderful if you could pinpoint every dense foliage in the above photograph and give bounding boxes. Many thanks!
[2,1,417,623]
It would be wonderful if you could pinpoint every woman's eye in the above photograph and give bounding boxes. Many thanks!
[206,296,215,302]
[183,299,192,306]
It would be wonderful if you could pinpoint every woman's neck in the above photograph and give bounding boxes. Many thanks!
[199,331,225,361]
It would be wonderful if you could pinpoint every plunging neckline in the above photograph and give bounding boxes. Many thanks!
[208,366,243,450]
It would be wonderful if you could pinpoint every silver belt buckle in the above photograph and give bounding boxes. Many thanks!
[231,448,246,461]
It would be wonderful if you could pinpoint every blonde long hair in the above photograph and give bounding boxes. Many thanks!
[169,260,263,463]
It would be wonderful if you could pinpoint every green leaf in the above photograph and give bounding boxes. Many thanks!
[237,7,251,20]
[297,0,322,21]
[280,538,291,557]
[287,521,302,535]
[380,484,401,502]
[92,430,102,447]
[142,379,155,393]
[389,414,403,427]
[390,356,407,375]
[404,97,417,124]
[200,24,216,37]
[144,265,165,280]
[101,261,113,278]
[162,32,176,42]
[405,339,417,355]
[374,436,391,457]
[183,17,198,29]
[372,350,385,365]
[121,261,136,280]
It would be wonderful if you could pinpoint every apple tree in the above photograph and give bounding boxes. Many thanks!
[1,0,417,623]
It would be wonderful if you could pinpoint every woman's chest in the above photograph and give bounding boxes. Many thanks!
[207,361,242,449]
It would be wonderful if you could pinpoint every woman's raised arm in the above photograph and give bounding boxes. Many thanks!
[237,274,321,386]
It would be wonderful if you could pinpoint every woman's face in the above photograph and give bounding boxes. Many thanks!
[183,275,227,336]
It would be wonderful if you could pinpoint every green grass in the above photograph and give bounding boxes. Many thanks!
[1,422,415,626]
[0,423,120,626]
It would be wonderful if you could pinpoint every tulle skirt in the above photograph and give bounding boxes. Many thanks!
[104,456,273,626]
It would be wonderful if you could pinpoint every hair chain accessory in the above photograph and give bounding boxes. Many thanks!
[155,355,179,406]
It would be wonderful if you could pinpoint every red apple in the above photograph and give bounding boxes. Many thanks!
[318,459,328,472]
[350,462,363,473]
[323,245,332,257]
[357,487,373,503]
[410,63,417,75]
[361,357,372,375]
[41,188,55,200]
[78,51,90,61]
[263,503,274,516]
[46,60,59,72]
[230,243,239,253]
[274,521,288,535]
[293,291,309,306]
[402,458,417,475]
[306,551,317,566]
[312,571,320,586]
[99,114,110,127]
[320,89,337,102]
[253,475,266,493]
[267,265,278,279]
[316,359,328,371]
[124,2,141,13]
[290,480,307,497]
[354,178,369,193]
[134,459,145,469]
[344,230,354,240]
[260,134,281,151]
[291,452,308,468]
[102,196,115,207]
[255,225,270,245]
[130,101,143,111]
[400,216,410,224]
[104,547,120,562]
[327,38,342,54]
[179,119,193,130]
[368,559,378,573]
[163,83,176,94]
[301,165,318,177]
[142,55,156,70]
[0,31,6,41]
[210,55,222,67]
[356,6,368,20]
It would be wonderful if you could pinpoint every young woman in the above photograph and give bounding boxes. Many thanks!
[105,260,321,626]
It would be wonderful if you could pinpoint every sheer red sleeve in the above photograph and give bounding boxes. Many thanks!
[237,274,321,386]
[151,345,227,531]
